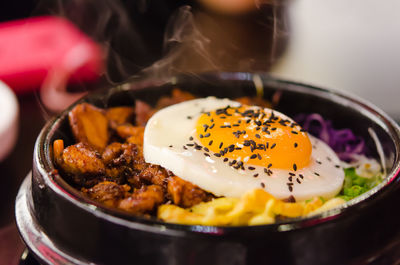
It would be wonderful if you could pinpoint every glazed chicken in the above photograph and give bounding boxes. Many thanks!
[54,89,213,216]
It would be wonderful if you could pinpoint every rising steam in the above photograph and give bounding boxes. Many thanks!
[33,0,288,112]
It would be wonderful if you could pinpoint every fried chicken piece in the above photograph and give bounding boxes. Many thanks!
[69,103,109,152]
[167,176,212,208]
[136,165,168,187]
[102,142,142,183]
[156,88,196,109]
[82,181,131,208]
[57,143,106,187]
[59,142,105,176]
[118,185,164,214]
[106,106,134,130]
[116,125,144,143]
[102,142,123,165]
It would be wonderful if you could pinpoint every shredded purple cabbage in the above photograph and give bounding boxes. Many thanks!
[295,113,366,161]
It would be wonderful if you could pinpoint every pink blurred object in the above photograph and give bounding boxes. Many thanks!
[0,16,103,94]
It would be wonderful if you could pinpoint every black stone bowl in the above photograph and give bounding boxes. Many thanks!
[16,73,400,265]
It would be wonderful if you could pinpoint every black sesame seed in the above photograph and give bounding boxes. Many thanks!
[293,163,297,171]
[327,157,332,161]
[204,133,211,138]
[264,168,268,173]
[289,172,295,176]
[270,143,276,149]
[214,153,221,157]
[268,163,272,168]
[204,147,209,152]
[183,146,187,150]
[243,140,250,146]
[257,154,262,160]
[250,154,257,159]
[237,161,243,167]
[271,127,277,131]
[204,153,210,157]
[248,167,256,170]
[186,143,194,146]
[187,116,192,119]
[260,182,266,188]
[255,134,261,139]
[291,131,298,135]
[296,178,301,184]
[289,186,293,192]
[223,158,228,162]
[209,124,215,129]
[253,173,259,178]
[335,165,341,168]
[287,182,294,186]
[209,140,213,146]
[189,136,194,141]
[294,143,298,148]
[299,174,304,179]
[199,134,204,138]
[288,176,293,182]
[316,160,322,165]
[219,142,223,149]
[169,145,173,148]
[314,172,320,176]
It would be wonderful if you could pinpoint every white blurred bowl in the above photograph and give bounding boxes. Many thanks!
[0,81,18,161]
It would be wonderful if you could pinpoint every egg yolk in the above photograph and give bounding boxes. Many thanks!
[195,105,312,170]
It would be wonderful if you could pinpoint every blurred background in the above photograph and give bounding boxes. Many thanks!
[0,0,399,264]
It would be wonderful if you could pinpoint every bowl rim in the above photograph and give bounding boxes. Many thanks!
[33,72,400,236]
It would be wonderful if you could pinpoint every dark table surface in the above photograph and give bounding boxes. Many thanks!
[0,92,46,265]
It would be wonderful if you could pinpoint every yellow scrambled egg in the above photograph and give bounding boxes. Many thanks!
[158,189,346,226]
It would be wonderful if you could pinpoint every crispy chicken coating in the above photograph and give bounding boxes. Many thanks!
[106,106,134,130]
[59,142,105,176]
[69,103,109,152]
[82,181,131,208]
[167,176,212,208]
[116,125,144,143]
[118,185,164,214]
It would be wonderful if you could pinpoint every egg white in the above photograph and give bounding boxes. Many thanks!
[143,97,344,201]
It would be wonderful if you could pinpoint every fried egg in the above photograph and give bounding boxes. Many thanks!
[143,97,344,201]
